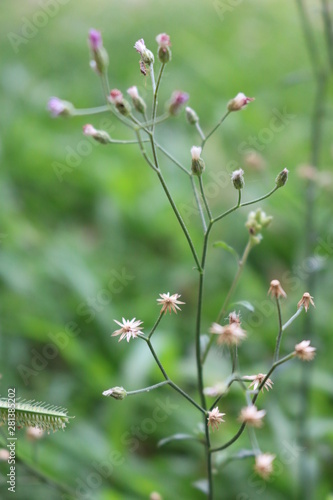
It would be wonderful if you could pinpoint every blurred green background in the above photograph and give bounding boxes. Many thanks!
[0,0,332,499]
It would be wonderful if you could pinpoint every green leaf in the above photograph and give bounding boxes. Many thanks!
[158,433,197,448]
[213,241,239,260]
[231,300,255,312]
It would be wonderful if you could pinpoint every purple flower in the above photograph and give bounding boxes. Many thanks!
[89,29,102,51]
[168,91,189,115]
[47,97,73,117]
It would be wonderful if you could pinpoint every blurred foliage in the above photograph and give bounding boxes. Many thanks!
[0,0,333,499]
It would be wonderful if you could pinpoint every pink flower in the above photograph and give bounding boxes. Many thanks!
[82,124,98,136]
[112,318,143,342]
[294,340,316,361]
[209,322,246,346]
[47,97,74,117]
[157,293,185,315]
[254,453,275,479]
[89,29,102,51]
[156,33,171,48]
[109,89,124,105]
[127,86,140,100]
[238,405,266,427]
[134,38,147,55]
[168,91,189,115]
[227,92,255,111]
[207,407,225,431]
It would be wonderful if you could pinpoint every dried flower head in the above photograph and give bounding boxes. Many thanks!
[191,146,205,176]
[228,311,241,325]
[254,453,275,479]
[207,407,225,431]
[297,292,315,312]
[227,92,254,112]
[112,318,143,342]
[157,293,185,315]
[268,279,287,299]
[102,386,127,400]
[231,169,245,190]
[134,38,154,65]
[210,322,246,346]
[238,405,266,427]
[243,373,274,392]
[294,340,316,361]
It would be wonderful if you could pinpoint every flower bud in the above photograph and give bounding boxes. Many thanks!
[47,97,74,117]
[275,168,289,188]
[83,124,111,144]
[191,146,205,176]
[127,86,146,114]
[185,106,199,125]
[134,38,154,65]
[88,29,109,75]
[102,386,127,400]
[231,169,245,190]
[156,33,172,63]
[109,89,131,117]
[227,92,254,112]
[168,91,189,116]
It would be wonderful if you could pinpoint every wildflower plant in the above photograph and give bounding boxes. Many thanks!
[49,31,317,499]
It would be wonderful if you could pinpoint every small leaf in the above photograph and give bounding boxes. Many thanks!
[158,433,196,448]
[213,241,239,260]
[231,300,255,312]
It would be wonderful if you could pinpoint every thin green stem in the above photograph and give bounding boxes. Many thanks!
[217,239,252,323]
[135,130,159,173]
[148,311,164,339]
[195,122,206,141]
[238,186,279,209]
[273,298,283,363]
[156,169,202,271]
[73,105,110,116]
[155,142,191,175]
[151,63,166,132]
[191,175,207,233]
[201,111,230,150]
[143,338,205,414]
[127,381,169,395]
[199,176,213,221]
[201,238,252,364]
[321,0,333,71]
[282,306,304,331]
